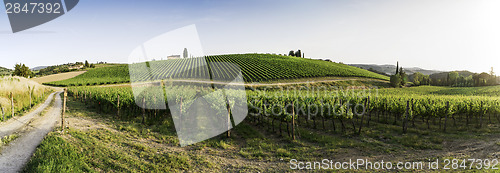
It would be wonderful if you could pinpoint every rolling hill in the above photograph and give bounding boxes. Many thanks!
[45,54,389,86]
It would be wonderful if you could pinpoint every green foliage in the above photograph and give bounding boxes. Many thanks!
[448,71,459,86]
[399,67,407,86]
[22,134,93,172]
[295,50,302,58]
[0,66,12,76]
[35,62,86,77]
[46,65,130,86]
[183,48,188,58]
[390,74,401,88]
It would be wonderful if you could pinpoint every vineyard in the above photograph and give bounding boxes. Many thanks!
[46,54,389,87]
[66,85,500,141]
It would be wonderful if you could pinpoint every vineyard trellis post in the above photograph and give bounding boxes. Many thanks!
[403,100,409,134]
[358,97,368,135]
[142,97,146,124]
[28,86,32,109]
[117,95,120,117]
[226,97,232,138]
[479,101,484,128]
[153,96,157,119]
[292,101,295,140]
[11,92,14,118]
[366,97,371,127]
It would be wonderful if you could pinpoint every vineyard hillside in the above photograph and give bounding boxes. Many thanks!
[45,54,389,86]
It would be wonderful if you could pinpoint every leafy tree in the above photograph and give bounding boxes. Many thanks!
[448,71,459,86]
[84,60,90,68]
[412,72,424,86]
[295,50,302,58]
[390,74,402,88]
[90,64,95,68]
[422,75,430,85]
[288,50,295,56]
[488,67,496,85]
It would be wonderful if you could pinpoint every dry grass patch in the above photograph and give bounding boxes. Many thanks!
[32,71,86,84]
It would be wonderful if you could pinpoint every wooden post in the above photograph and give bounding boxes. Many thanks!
[358,97,368,135]
[117,95,120,117]
[29,86,32,109]
[179,97,183,131]
[403,100,409,134]
[443,101,449,132]
[62,88,67,132]
[142,97,146,124]
[292,102,296,140]
[154,96,157,119]
[479,101,484,128]
[11,92,14,118]
[1,107,4,122]
[366,96,371,127]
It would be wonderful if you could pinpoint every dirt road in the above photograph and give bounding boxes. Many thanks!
[0,92,62,173]
[100,78,388,88]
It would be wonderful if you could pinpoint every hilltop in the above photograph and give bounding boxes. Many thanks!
[46,54,389,86]
[349,64,443,76]
[0,66,12,76]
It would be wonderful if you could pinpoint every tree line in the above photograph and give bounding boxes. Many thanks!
[391,62,497,88]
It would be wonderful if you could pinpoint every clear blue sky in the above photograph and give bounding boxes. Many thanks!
[1,0,499,73]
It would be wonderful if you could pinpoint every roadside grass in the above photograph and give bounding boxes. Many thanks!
[24,94,500,172]
[0,134,19,147]
[0,134,20,153]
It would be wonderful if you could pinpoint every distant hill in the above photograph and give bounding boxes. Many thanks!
[0,66,12,76]
[31,66,49,71]
[429,71,475,80]
[349,64,443,76]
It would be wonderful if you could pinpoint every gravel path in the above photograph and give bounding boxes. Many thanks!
[0,91,62,173]
[99,78,388,88]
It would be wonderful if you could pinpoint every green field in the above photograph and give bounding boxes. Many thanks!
[63,85,500,134]
[45,54,389,86]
